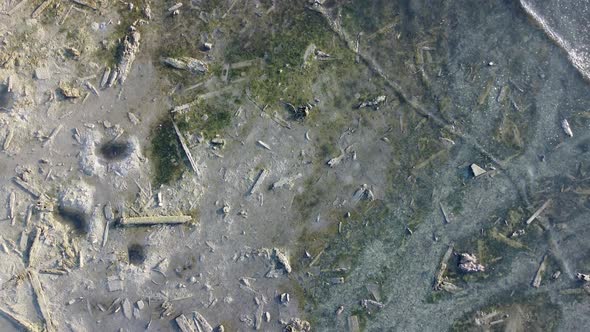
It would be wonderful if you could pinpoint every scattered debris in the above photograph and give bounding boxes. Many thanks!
[284,318,310,332]
[576,273,590,282]
[279,293,290,305]
[271,173,302,190]
[357,95,386,109]
[458,253,485,273]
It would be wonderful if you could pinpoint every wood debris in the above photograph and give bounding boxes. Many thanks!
[72,0,98,10]
[0,306,39,332]
[357,95,386,109]
[8,191,16,225]
[440,202,451,224]
[161,57,208,74]
[28,270,56,332]
[31,0,53,18]
[249,169,268,195]
[13,177,42,198]
[525,199,551,225]
[122,298,132,319]
[470,163,486,177]
[175,314,196,332]
[532,253,548,288]
[43,124,62,147]
[348,315,360,332]
[193,311,213,332]
[256,140,271,150]
[172,119,201,176]
[100,67,111,88]
[434,244,454,290]
[120,215,192,226]
[3,127,14,151]
[561,119,573,137]
[116,26,141,85]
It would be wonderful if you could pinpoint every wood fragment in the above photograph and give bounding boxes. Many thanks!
[8,0,30,15]
[249,169,268,195]
[3,128,14,151]
[561,119,573,137]
[8,191,16,225]
[525,199,551,225]
[85,81,99,96]
[13,177,41,198]
[43,124,63,147]
[120,215,192,226]
[434,244,454,290]
[477,79,494,105]
[256,140,271,150]
[71,0,97,11]
[489,229,527,249]
[440,202,451,224]
[175,314,196,332]
[100,67,111,88]
[31,0,53,18]
[532,253,548,288]
[193,311,213,332]
[172,120,201,176]
[0,306,39,332]
[348,315,360,332]
[28,270,55,332]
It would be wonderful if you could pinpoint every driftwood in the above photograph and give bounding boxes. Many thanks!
[0,306,39,332]
[172,120,201,176]
[120,215,192,226]
[532,253,548,288]
[249,169,268,195]
[28,270,56,332]
[525,199,551,225]
[13,177,41,198]
[433,244,454,290]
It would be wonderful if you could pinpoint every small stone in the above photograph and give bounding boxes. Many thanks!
[203,42,213,51]
[34,67,51,80]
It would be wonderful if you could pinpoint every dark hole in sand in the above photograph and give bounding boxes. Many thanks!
[57,208,88,234]
[0,84,14,110]
[99,141,132,161]
[128,244,146,265]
